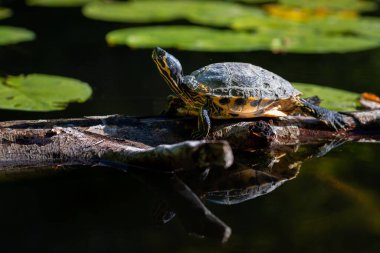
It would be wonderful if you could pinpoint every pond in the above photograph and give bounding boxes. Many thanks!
[0,2,379,253]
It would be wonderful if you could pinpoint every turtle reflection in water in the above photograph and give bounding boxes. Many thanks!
[152,47,348,139]
[189,148,303,205]
[152,140,346,229]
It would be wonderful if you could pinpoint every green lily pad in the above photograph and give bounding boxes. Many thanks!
[185,2,263,27]
[233,0,273,2]
[304,17,380,40]
[83,0,380,53]
[106,26,270,52]
[279,0,376,12]
[0,7,12,20]
[0,26,35,46]
[0,74,92,111]
[260,28,380,53]
[233,12,380,39]
[232,15,380,53]
[83,0,262,26]
[27,0,96,7]
[106,25,380,53]
[294,83,360,111]
[132,0,270,2]
[83,1,184,23]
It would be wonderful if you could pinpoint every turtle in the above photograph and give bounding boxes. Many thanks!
[152,47,347,138]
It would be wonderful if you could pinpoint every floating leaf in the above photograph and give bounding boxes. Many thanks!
[84,0,380,53]
[260,28,380,53]
[279,0,376,12]
[305,17,380,40]
[294,83,360,111]
[263,3,360,22]
[233,12,380,39]
[27,0,96,7]
[107,26,270,51]
[83,0,262,25]
[186,2,263,27]
[0,7,12,20]
[106,25,379,53]
[233,0,273,2]
[132,0,270,2]
[0,74,92,111]
[232,14,290,31]
[232,15,380,52]
[0,26,35,46]
[84,1,184,23]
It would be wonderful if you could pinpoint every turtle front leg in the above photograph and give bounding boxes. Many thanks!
[191,106,211,139]
[296,98,348,130]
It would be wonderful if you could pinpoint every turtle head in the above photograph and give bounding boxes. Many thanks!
[152,47,190,100]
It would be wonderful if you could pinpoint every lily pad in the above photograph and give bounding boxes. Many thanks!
[186,2,263,27]
[233,0,273,2]
[106,25,380,53]
[83,0,262,26]
[305,17,380,40]
[233,12,380,38]
[232,15,380,52]
[84,0,380,53]
[0,26,35,46]
[27,0,96,7]
[294,83,360,111]
[0,7,12,20]
[107,26,270,52]
[133,0,270,2]
[279,0,376,12]
[260,28,380,53]
[0,74,92,111]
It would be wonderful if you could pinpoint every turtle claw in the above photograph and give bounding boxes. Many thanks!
[299,99,349,131]
[309,105,348,131]
[321,110,348,131]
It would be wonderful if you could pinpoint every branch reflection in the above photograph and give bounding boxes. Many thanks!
[106,139,346,243]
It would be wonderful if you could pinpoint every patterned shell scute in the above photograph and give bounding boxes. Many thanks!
[189,62,301,99]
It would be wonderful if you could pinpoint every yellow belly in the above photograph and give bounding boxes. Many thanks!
[172,96,297,119]
[210,96,297,119]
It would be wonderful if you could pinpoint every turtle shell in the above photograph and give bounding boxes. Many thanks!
[206,180,286,205]
[189,62,301,99]
[204,168,287,205]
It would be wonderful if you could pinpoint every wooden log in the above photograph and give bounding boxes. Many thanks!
[0,123,233,171]
[1,110,380,169]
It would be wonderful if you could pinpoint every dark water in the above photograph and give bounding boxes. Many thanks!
[0,4,380,253]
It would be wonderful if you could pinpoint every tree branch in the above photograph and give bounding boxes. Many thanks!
[1,110,379,170]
